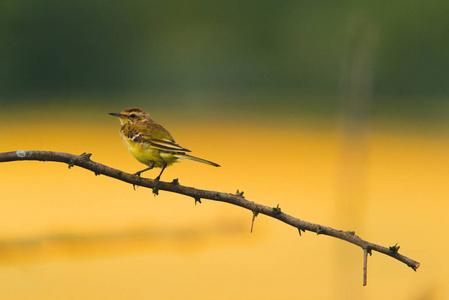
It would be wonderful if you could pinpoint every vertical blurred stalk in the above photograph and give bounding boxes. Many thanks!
[335,13,378,295]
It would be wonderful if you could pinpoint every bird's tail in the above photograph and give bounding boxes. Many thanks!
[175,153,220,167]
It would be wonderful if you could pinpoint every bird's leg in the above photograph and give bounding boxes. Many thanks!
[152,164,166,195]
[134,162,155,177]
[154,165,166,182]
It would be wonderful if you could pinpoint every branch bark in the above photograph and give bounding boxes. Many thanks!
[0,150,420,284]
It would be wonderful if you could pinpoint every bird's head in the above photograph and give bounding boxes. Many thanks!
[109,107,152,125]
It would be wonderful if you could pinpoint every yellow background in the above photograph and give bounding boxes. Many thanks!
[0,105,447,299]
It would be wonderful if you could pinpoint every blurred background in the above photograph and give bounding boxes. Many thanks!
[1,0,448,299]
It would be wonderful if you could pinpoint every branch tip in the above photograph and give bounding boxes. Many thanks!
[389,243,400,254]
[272,204,282,215]
[363,248,369,286]
[410,262,420,271]
[250,210,259,233]
[80,152,92,160]
[235,189,245,198]
[68,159,75,169]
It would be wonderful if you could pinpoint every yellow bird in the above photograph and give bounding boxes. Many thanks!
[109,107,220,181]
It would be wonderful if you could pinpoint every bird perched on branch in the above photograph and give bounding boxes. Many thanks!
[109,107,220,181]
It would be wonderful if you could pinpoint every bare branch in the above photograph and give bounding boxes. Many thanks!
[0,150,420,283]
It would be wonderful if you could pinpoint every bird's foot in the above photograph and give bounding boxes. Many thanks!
[133,172,143,191]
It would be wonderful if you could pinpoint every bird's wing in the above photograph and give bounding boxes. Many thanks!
[148,138,191,152]
[135,133,190,152]
[135,121,191,152]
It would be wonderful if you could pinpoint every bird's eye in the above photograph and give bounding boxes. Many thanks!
[129,113,136,118]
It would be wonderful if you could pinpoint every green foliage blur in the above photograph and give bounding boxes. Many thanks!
[0,0,448,122]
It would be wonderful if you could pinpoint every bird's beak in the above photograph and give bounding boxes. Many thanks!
[109,112,124,118]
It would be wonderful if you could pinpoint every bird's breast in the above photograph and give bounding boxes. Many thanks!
[120,133,177,168]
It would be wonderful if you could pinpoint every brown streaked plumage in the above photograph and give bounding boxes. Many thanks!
[109,107,220,181]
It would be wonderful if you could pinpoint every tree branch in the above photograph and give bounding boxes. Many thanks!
[0,150,420,284]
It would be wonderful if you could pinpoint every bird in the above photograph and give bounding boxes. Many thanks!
[109,107,220,181]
